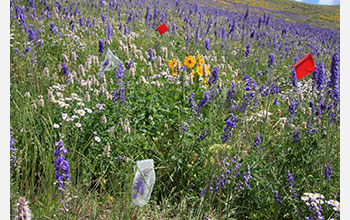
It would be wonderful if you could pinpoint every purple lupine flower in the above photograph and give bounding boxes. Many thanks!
[328,53,340,104]
[272,190,282,202]
[208,66,219,86]
[270,82,279,95]
[54,140,70,192]
[199,128,209,140]
[188,92,201,120]
[24,46,31,54]
[244,44,251,57]
[259,84,269,97]
[118,87,125,102]
[106,21,113,39]
[62,62,70,83]
[205,39,210,51]
[200,188,206,197]
[324,164,331,180]
[239,101,249,113]
[221,114,238,144]
[101,13,106,23]
[79,17,84,27]
[199,91,209,107]
[268,53,275,67]
[293,129,300,143]
[253,132,261,149]
[50,22,58,34]
[115,62,125,84]
[125,12,132,25]
[291,68,298,88]
[243,165,252,188]
[225,82,237,110]
[14,48,22,58]
[10,129,16,169]
[244,7,249,20]
[273,98,279,106]
[99,39,104,55]
[309,101,315,111]
[172,22,177,34]
[125,60,133,70]
[313,62,326,91]
[148,48,154,62]
[287,171,297,199]
[288,97,298,118]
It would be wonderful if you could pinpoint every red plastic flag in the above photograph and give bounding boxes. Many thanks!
[157,23,168,35]
[293,53,316,80]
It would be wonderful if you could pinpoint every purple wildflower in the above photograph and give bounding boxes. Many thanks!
[293,129,300,143]
[287,171,297,199]
[324,164,331,180]
[14,48,22,58]
[54,140,70,192]
[221,114,238,144]
[205,39,210,51]
[268,53,275,67]
[272,190,282,202]
[10,129,16,169]
[188,92,201,120]
[99,39,104,55]
[62,62,70,83]
[199,91,209,107]
[148,48,154,62]
[208,66,219,86]
[253,132,261,149]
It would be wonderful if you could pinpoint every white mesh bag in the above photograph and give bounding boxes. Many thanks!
[131,159,156,207]
[98,48,124,77]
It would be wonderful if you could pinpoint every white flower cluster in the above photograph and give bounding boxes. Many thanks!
[301,192,340,219]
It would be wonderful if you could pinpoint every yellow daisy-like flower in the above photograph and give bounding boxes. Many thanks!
[172,71,178,79]
[190,71,195,78]
[203,77,209,87]
[196,65,203,77]
[168,58,177,70]
[184,56,196,69]
[197,54,204,65]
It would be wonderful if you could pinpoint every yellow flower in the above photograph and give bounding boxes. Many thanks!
[197,54,204,65]
[184,55,196,69]
[168,58,177,70]
[203,77,209,87]
[196,65,203,77]
[191,71,195,77]
[172,71,178,78]
[205,65,210,77]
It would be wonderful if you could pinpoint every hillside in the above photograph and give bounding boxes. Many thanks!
[192,0,339,30]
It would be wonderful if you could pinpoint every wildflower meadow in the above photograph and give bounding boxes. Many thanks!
[10,0,340,219]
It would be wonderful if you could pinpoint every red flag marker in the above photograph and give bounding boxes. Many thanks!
[157,23,168,35]
[293,53,316,80]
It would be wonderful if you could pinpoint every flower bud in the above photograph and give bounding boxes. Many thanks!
[44,67,49,77]
[308,107,312,116]
[302,121,307,129]
[24,92,31,98]
[85,91,90,102]
[39,98,45,107]
[102,114,107,124]
[62,53,69,63]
